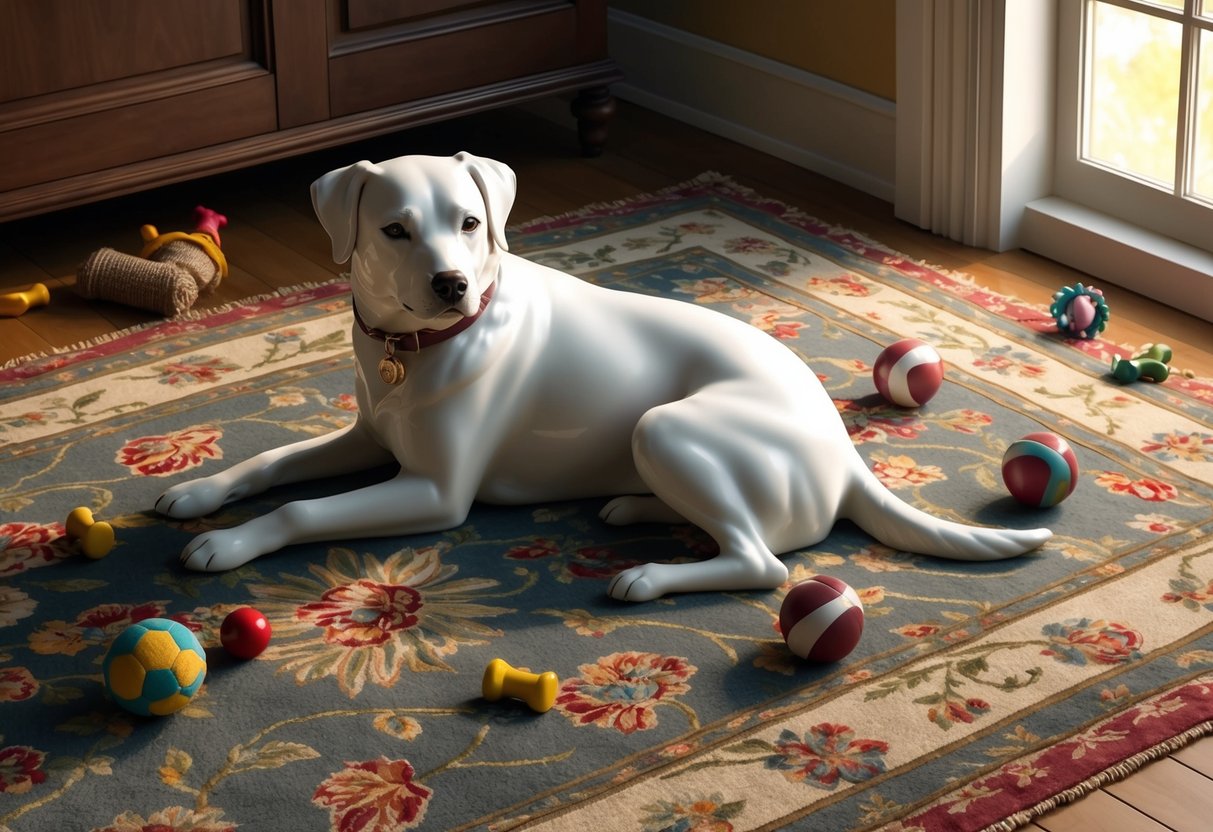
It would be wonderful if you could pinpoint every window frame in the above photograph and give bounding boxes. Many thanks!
[1054,0,1213,253]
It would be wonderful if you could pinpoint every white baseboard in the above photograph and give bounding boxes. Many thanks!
[606,8,896,201]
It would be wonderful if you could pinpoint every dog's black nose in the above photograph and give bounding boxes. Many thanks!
[431,271,468,304]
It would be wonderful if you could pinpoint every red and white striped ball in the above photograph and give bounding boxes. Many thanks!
[1001,431,1080,508]
[779,575,864,662]
[873,338,944,408]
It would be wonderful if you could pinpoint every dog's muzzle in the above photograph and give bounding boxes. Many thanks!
[431,270,468,305]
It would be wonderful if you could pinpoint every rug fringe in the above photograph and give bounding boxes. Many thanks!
[980,719,1213,832]
[1,277,350,373]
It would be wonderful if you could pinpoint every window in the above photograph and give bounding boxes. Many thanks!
[1055,0,1213,252]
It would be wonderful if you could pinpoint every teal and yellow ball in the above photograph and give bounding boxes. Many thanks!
[102,618,206,716]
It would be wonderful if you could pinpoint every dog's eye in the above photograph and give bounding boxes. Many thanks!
[382,222,410,240]
[462,217,481,233]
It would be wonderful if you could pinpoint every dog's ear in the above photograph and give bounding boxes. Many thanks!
[455,151,515,253]
[311,160,380,264]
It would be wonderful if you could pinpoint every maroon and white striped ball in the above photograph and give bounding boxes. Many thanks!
[873,338,944,408]
[779,575,864,662]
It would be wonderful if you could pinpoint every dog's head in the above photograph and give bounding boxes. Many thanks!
[311,152,516,332]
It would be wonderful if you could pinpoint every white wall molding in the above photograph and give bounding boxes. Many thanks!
[895,0,1055,252]
[895,0,997,245]
[606,8,895,200]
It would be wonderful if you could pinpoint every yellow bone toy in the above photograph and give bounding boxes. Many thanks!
[66,507,115,559]
[0,282,50,317]
[482,658,559,713]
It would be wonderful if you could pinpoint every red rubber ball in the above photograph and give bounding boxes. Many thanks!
[220,607,272,659]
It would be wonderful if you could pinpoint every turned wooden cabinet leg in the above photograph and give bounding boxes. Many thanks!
[571,87,616,157]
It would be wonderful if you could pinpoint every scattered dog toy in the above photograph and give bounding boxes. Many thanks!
[873,338,944,408]
[1002,432,1079,508]
[482,658,558,713]
[0,282,50,317]
[65,506,115,559]
[1111,343,1173,383]
[220,607,272,659]
[1049,283,1108,339]
[102,618,206,716]
[779,575,864,662]
[76,205,228,317]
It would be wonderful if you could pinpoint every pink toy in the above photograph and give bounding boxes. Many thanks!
[1001,432,1079,508]
[219,606,272,659]
[779,575,864,662]
[1049,283,1108,340]
[873,338,944,408]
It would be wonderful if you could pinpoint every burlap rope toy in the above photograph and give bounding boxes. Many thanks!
[76,206,228,317]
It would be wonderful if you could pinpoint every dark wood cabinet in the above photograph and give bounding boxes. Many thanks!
[0,0,619,222]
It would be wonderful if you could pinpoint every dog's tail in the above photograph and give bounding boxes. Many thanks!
[841,456,1051,561]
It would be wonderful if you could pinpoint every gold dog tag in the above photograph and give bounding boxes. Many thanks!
[378,355,405,385]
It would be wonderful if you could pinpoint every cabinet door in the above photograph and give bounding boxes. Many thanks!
[0,0,284,197]
[327,0,608,117]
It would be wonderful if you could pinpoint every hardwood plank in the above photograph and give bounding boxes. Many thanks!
[217,223,337,291]
[1172,734,1213,779]
[1035,789,1171,832]
[1103,757,1213,830]
[0,319,53,361]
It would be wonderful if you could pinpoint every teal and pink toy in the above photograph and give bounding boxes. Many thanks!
[1001,432,1079,508]
[1049,283,1108,340]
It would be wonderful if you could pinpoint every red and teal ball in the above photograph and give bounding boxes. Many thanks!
[779,575,865,662]
[873,338,944,408]
[102,618,206,716]
[1002,432,1079,507]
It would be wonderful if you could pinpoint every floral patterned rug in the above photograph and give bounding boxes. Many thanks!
[2,175,1213,832]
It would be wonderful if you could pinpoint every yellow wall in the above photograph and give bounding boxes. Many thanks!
[609,0,896,101]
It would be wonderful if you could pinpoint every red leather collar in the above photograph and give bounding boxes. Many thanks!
[352,280,496,352]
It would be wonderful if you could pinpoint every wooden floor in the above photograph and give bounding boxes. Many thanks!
[2,100,1211,829]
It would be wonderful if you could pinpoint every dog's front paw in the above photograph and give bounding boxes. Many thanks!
[179,526,270,572]
[156,477,242,519]
[608,565,668,603]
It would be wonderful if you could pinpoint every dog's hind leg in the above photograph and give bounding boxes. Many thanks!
[156,419,393,520]
[607,531,787,602]
[606,400,789,602]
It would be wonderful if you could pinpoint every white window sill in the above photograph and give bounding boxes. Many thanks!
[1020,196,1213,324]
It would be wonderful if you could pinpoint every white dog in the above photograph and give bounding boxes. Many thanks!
[156,152,1050,601]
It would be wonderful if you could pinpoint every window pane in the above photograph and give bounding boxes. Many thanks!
[1196,30,1213,200]
[1085,2,1181,187]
